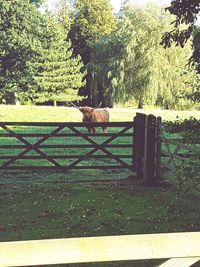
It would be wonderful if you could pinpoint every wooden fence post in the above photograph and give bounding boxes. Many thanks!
[132,116,137,172]
[133,113,146,181]
[155,116,162,182]
[133,113,167,186]
[143,115,156,185]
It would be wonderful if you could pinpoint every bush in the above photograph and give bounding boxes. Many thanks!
[164,117,200,144]
[175,155,200,197]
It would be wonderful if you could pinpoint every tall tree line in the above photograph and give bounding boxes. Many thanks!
[0,0,85,105]
[0,0,199,109]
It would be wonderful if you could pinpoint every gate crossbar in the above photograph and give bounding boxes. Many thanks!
[0,124,65,168]
[0,122,134,170]
[66,125,133,170]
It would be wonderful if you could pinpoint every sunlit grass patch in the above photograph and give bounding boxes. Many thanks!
[0,105,200,267]
[0,104,200,122]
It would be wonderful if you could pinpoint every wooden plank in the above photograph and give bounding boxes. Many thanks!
[166,145,181,165]
[160,128,177,169]
[31,148,62,168]
[143,115,156,185]
[65,126,133,170]
[0,133,133,137]
[161,137,183,142]
[161,139,197,153]
[132,116,136,171]
[0,144,133,149]
[0,232,200,266]
[155,116,162,180]
[143,115,148,182]
[0,121,133,127]
[158,257,200,267]
[0,155,132,159]
[1,126,65,167]
[0,121,134,171]
[0,165,134,170]
[100,147,132,170]
[161,151,192,160]
[135,113,146,180]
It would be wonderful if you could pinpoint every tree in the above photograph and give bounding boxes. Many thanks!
[68,0,116,104]
[53,0,71,31]
[161,0,200,72]
[0,0,43,104]
[30,0,44,7]
[161,0,200,103]
[104,4,158,108]
[145,4,196,109]
[34,15,85,105]
[88,36,117,107]
[90,3,196,109]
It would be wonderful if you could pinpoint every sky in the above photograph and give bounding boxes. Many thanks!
[46,0,171,13]
[110,0,171,13]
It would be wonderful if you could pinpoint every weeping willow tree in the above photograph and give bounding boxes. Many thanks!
[88,4,154,108]
[145,4,196,109]
[34,15,85,105]
[89,35,121,107]
[83,2,197,109]
[148,42,195,109]
[68,0,116,105]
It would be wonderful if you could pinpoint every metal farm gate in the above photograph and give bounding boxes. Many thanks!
[0,113,162,185]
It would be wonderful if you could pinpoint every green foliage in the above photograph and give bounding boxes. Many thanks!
[192,26,200,73]
[0,0,43,104]
[30,0,44,7]
[33,15,86,103]
[70,0,116,43]
[0,0,199,109]
[161,0,200,74]
[151,43,195,109]
[68,0,116,104]
[89,3,196,108]
[89,4,157,107]
[0,0,85,105]
[175,157,200,197]
[164,117,200,144]
[68,0,116,65]
[89,36,118,106]
[186,28,200,102]
[113,5,153,107]
[54,0,71,30]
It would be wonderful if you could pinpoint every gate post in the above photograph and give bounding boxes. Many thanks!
[133,113,146,181]
[133,113,163,186]
[155,116,162,182]
[132,116,137,172]
[143,115,156,185]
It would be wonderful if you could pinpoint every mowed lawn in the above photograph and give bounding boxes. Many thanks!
[0,105,200,267]
[0,104,200,122]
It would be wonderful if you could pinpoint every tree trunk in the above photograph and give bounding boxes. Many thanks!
[138,96,143,109]
[97,79,106,107]
[14,92,20,107]
[53,100,57,106]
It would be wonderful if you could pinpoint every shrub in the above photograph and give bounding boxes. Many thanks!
[164,117,200,144]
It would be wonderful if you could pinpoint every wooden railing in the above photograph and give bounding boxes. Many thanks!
[0,121,134,171]
[0,232,200,266]
[161,136,197,168]
[0,114,164,185]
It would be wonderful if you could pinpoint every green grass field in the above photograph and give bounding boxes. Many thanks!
[0,105,200,267]
[0,104,200,122]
